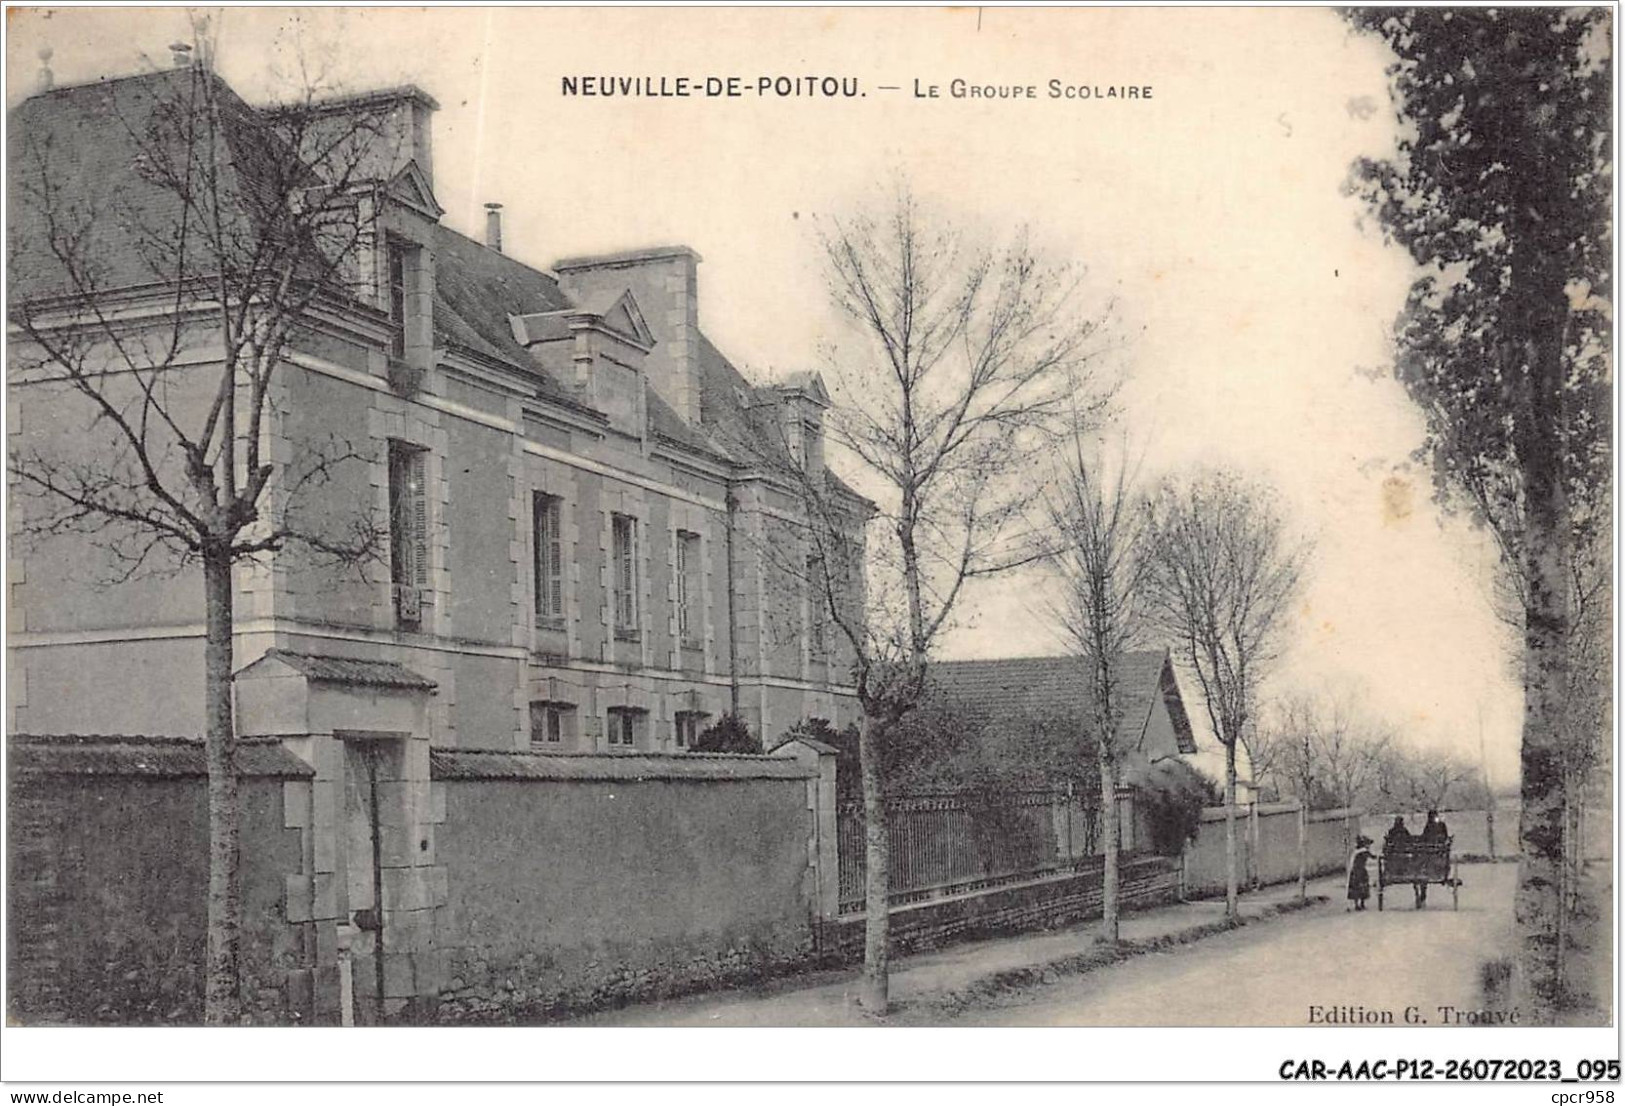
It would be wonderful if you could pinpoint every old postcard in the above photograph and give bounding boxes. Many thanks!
[3,3,1615,1090]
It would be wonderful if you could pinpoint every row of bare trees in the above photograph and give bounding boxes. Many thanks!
[1251,695,1491,814]
[1246,693,1495,899]
[1047,441,1309,932]
[786,183,1314,1011]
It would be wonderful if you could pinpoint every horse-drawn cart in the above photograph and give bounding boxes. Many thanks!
[1377,839,1459,910]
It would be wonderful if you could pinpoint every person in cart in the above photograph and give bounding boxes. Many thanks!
[1383,814,1412,853]
[1415,810,1449,906]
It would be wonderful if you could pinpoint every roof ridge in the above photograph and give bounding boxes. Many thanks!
[19,66,198,103]
[934,650,1163,666]
[10,732,201,744]
[9,732,287,745]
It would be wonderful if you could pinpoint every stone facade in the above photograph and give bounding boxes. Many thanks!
[9,74,866,754]
[8,69,868,1024]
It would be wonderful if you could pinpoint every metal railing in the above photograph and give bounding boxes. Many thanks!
[836,789,1100,915]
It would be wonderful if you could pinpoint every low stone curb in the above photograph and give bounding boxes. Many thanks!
[916,894,1330,1017]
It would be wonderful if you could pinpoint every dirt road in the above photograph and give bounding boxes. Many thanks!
[949,862,1517,1026]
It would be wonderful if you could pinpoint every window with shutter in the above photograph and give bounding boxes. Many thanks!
[612,514,637,635]
[388,441,428,628]
[533,493,564,625]
[676,530,701,644]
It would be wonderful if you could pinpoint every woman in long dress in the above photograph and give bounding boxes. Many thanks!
[1346,834,1374,911]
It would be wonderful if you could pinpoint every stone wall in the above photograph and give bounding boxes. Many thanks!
[6,736,311,1025]
[429,749,822,1022]
[1182,803,1360,898]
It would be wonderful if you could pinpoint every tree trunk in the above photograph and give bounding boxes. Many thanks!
[1099,746,1119,944]
[202,544,242,1026]
[857,711,890,1014]
[1512,315,1572,1024]
[1224,742,1238,919]
[1296,798,1308,902]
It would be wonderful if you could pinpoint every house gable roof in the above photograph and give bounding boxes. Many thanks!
[928,651,1198,755]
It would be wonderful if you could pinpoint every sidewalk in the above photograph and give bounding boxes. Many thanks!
[557,873,1345,1026]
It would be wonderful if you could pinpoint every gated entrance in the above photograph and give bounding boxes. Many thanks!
[340,732,403,1025]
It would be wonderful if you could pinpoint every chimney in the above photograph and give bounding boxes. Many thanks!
[484,203,504,253]
[169,42,193,68]
[553,246,703,424]
[36,46,52,92]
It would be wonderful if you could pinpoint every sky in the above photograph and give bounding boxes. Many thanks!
[6,7,1526,783]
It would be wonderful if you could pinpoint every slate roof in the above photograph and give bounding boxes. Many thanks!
[425,220,581,407]
[928,651,1198,755]
[8,733,313,779]
[257,649,437,690]
[691,335,868,503]
[9,69,300,300]
[10,69,864,497]
[430,747,812,782]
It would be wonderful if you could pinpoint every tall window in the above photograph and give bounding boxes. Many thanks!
[533,493,564,625]
[386,239,410,359]
[607,707,644,749]
[675,530,701,644]
[612,513,638,636]
[388,441,428,628]
[806,554,827,660]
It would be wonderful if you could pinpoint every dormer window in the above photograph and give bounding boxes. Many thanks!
[386,237,414,359]
[803,420,824,475]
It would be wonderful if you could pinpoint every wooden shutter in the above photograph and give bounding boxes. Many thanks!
[388,441,427,625]
[534,494,564,619]
[547,500,563,617]
[409,449,428,586]
[675,534,690,638]
[614,515,636,629]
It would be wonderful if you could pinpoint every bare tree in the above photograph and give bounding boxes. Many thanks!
[1254,694,1323,901]
[1047,431,1149,942]
[1256,692,1397,901]
[8,44,395,1023]
[1374,745,1478,814]
[786,186,1115,1012]
[1143,470,1309,918]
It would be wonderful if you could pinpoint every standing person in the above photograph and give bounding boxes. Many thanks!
[1347,835,1375,911]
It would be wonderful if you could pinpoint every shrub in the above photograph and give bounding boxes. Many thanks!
[1133,758,1219,856]
[776,718,861,792]
[690,713,762,754]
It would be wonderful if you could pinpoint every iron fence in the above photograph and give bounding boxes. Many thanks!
[836,789,1100,915]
